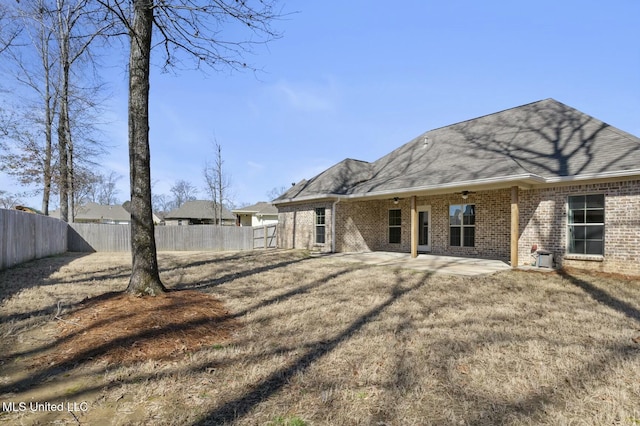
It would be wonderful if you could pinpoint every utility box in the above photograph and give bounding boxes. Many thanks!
[537,250,554,268]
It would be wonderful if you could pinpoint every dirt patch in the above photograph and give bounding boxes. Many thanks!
[37,290,239,366]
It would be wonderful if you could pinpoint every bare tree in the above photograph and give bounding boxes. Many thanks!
[1,0,58,215]
[73,166,100,205]
[0,3,21,55]
[98,171,122,205]
[83,170,122,205]
[151,192,174,216]
[266,185,287,201]
[98,0,283,295]
[0,190,23,209]
[203,139,232,225]
[170,179,198,208]
[53,0,112,222]
[0,0,110,217]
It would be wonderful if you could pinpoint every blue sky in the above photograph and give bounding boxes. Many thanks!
[3,0,640,209]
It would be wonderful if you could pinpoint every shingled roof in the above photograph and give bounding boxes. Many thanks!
[276,99,640,203]
[232,202,278,215]
[165,200,235,220]
[49,202,130,222]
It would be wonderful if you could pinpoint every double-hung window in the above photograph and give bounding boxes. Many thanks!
[450,204,475,247]
[568,194,604,255]
[388,209,402,244]
[315,208,326,244]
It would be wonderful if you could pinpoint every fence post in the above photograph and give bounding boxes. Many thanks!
[263,225,267,249]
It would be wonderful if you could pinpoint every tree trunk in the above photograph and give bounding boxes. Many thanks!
[42,65,53,216]
[68,136,75,222]
[126,0,166,295]
[58,100,69,222]
[57,5,70,223]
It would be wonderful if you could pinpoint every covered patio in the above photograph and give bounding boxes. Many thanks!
[325,251,511,276]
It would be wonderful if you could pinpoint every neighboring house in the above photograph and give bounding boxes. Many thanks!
[274,99,640,275]
[49,202,162,225]
[164,200,236,225]
[50,202,131,225]
[232,202,278,227]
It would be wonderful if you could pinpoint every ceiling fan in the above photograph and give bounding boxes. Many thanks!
[457,190,476,200]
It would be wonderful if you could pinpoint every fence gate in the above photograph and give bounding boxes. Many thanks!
[253,224,277,249]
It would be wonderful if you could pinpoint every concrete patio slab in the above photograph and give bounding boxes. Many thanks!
[324,251,511,276]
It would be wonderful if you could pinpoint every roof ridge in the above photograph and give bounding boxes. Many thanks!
[342,158,370,164]
[427,98,557,133]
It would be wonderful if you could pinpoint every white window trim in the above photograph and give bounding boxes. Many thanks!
[388,208,402,244]
[566,193,605,257]
[449,204,475,247]
[315,208,326,245]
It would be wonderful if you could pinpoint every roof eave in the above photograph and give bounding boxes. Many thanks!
[541,169,640,184]
[350,174,546,200]
[273,174,545,205]
[274,169,640,206]
[273,194,345,207]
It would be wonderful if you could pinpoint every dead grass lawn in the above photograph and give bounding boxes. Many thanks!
[1,250,639,425]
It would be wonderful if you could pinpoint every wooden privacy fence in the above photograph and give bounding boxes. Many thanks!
[253,224,277,249]
[0,210,278,270]
[0,209,68,270]
[68,223,276,252]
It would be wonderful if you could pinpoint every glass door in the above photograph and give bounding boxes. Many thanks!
[418,206,431,252]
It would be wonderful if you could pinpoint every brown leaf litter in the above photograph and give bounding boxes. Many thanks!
[37,290,240,366]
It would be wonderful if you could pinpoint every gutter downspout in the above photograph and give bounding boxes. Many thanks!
[331,198,341,253]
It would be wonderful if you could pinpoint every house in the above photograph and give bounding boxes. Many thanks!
[274,99,640,276]
[232,202,278,227]
[164,200,236,225]
[50,202,131,224]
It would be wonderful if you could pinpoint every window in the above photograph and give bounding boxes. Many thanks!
[568,194,604,255]
[388,209,402,244]
[450,204,475,247]
[315,208,326,244]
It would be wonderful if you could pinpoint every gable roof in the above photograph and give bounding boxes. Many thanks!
[50,202,130,221]
[276,99,640,204]
[164,200,235,220]
[279,159,373,201]
[232,201,278,215]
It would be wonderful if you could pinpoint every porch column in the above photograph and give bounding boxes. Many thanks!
[411,196,418,258]
[510,186,519,268]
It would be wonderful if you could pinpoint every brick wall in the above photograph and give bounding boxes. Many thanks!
[333,191,511,259]
[519,180,640,275]
[424,191,511,260]
[334,200,382,252]
[277,202,333,252]
[278,179,640,275]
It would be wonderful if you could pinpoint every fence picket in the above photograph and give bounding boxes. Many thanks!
[1,209,277,271]
[0,209,67,270]
[68,224,259,252]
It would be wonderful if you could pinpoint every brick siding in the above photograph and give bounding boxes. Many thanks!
[277,202,333,252]
[519,180,640,275]
[335,191,512,259]
[278,179,640,275]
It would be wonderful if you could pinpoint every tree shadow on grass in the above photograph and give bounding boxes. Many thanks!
[0,260,357,397]
[5,258,638,425]
[192,270,435,425]
[0,252,93,302]
[452,340,639,426]
[171,253,310,291]
[1,251,307,346]
[559,269,640,324]
[370,272,640,425]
